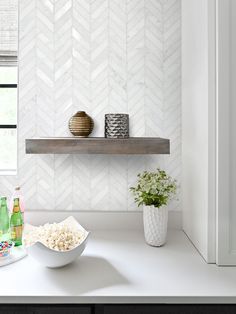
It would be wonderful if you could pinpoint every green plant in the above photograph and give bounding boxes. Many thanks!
[130,168,177,208]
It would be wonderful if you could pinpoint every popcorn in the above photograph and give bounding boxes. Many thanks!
[24,222,85,251]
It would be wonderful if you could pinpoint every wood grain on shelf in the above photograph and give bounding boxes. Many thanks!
[25,137,170,155]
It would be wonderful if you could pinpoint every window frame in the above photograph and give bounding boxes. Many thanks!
[0,68,18,174]
[0,0,18,174]
[0,82,17,129]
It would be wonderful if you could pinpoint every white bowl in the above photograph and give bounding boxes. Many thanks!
[23,216,89,268]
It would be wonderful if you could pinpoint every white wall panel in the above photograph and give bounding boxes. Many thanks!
[217,0,236,265]
[182,0,216,262]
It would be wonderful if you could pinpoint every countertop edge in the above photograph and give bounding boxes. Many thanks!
[1,296,236,304]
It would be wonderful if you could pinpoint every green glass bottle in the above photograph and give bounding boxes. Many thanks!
[0,197,10,241]
[10,198,23,246]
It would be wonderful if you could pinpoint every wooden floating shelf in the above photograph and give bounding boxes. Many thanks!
[25,137,170,155]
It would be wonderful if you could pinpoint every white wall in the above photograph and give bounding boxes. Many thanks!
[217,0,236,265]
[0,0,181,212]
[182,0,216,262]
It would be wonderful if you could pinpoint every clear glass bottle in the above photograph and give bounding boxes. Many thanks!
[0,197,10,241]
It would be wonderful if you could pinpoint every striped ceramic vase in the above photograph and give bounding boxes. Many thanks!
[69,111,94,137]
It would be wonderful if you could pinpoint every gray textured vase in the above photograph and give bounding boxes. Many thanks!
[105,114,129,138]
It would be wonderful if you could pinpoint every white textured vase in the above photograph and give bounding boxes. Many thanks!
[143,206,168,246]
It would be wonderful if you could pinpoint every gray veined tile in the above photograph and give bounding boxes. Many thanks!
[10,0,181,212]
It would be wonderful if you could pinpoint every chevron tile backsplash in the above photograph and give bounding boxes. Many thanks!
[0,0,181,211]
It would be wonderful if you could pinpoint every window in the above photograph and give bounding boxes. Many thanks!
[0,0,18,174]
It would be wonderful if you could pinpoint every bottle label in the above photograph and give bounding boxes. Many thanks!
[11,225,23,241]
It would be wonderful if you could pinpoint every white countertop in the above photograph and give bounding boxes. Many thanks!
[1,230,236,304]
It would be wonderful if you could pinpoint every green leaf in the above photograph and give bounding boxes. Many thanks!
[129,168,178,207]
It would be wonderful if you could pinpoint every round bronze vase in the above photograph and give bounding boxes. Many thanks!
[69,111,94,137]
